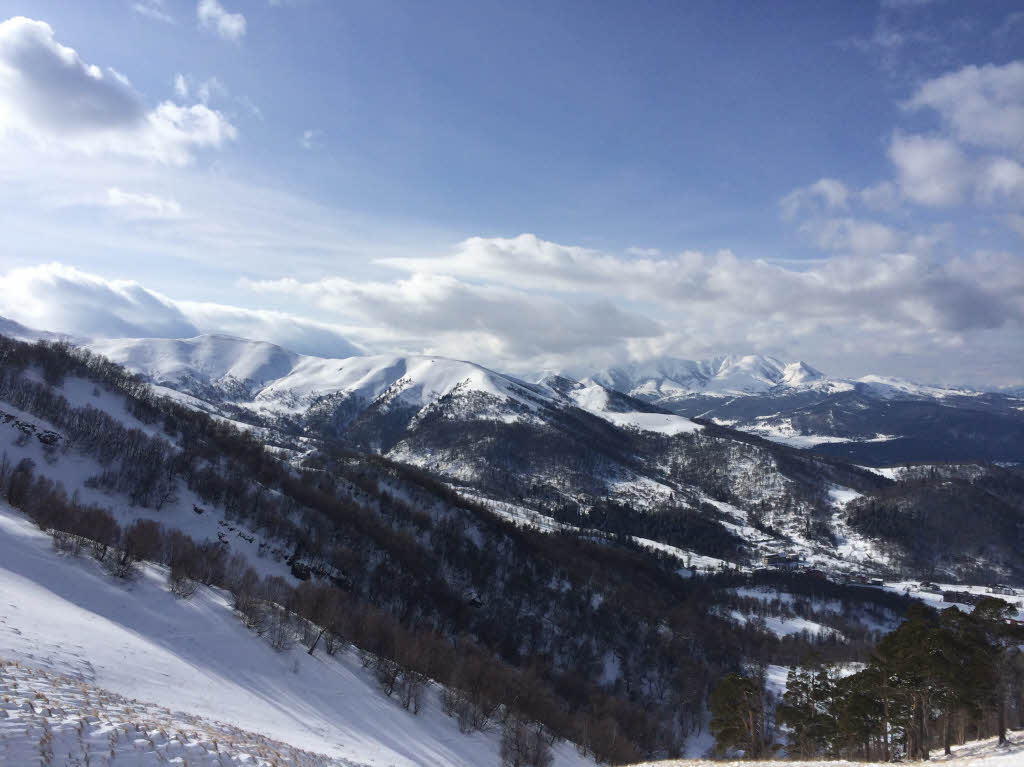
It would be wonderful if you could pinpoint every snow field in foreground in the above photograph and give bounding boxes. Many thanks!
[627,734,1024,766]
[0,659,344,766]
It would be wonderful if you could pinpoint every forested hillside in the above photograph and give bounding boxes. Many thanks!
[0,334,957,763]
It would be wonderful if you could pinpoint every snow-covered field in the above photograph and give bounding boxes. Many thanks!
[0,502,592,767]
[0,659,342,766]
[627,735,1024,766]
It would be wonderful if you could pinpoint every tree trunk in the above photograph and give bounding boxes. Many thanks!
[998,696,1007,745]
[943,711,952,756]
[307,627,324,655]
[920,693,930,761]
[881,688,891,762]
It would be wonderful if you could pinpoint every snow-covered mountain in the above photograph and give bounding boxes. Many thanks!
[89,334,701,439]
[582,353,976,401]
[583,355,1023,464]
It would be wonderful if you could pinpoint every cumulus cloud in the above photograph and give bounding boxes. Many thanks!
[0,17,236,164]
[384,235,1022,334]
[0,263,361,358]
[977,156,1024,204]
[244,271,661,361]
[779,178,849,220]
[0,17,144,132]
[197,0,246,42]
[888,133,970,206]
[234,233,1024,376]
[907,61,1024,153]
[799,217,903,254]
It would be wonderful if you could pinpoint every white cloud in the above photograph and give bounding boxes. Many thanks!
[197,0,246,42]
[0,263,196,339]
[105,187,183,219]
[244,271,661,361]
[0,17,144,132]
[779,178,849,220]
[888,133,970,206]
[175,301,363,357]
[907,61,1024,153]
[977,156,1024,204]
[0,263,361,358]
[0,17,236,165]
[799,217,903,254]
[172,74,225,105]
[133,1,175,24]
[240,233,1024,374]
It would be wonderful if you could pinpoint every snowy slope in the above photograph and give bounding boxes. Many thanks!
[628,735,1024,766]
[856,374,979,399]
[0,502,592,767]
[0,315,67,343]
[0,659,342,766]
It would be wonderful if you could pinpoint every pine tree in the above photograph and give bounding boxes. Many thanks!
[709,673,771,758]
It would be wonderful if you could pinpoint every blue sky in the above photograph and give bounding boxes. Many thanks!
[0,0,1022,385]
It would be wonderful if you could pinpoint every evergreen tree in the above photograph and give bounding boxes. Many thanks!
[709,673,772,758]
[777,656,839,758]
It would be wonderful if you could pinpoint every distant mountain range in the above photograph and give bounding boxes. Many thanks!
[0,311,1014,466]
[576,354,1023,464]
[581,353,978,400]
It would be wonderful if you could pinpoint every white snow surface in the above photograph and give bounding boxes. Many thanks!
[0,659,342,766]
[567,383,701,435]
[857,374,978,399]
[0,502,592,767]
[628,734,1024,766]
[727,611,841,639]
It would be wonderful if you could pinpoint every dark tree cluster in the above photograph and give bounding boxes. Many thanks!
[711,600,1024,761]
